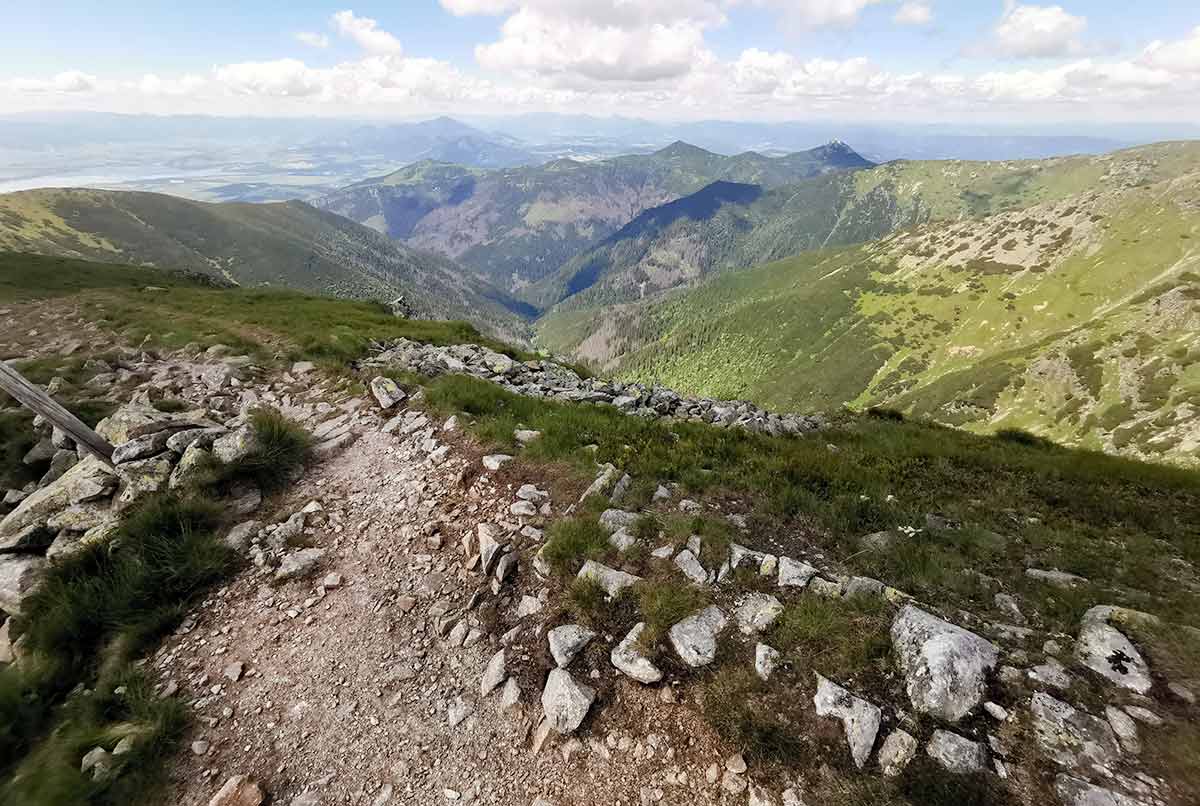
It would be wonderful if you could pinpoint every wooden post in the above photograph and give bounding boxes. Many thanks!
[0,361,115,465]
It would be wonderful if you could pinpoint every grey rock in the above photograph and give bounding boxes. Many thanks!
[1026,568,1088,588]
[1055,775,1154,806]
[878,729,918,777]
[891,605,999,722]
[755,643,781,681]
[668,605,727,668]
[926,730,989,774]
[611,623,663,684]
[843,576,886,599]
[541,668,595,734]
[116,454,174,507]
[169,442,212,490]
[274,548,326,582]
[1104,705,1140,755]
[111,430,171,464]
[223,521,261,553]
[0,457,117,542]
[599,509,639,534]
[1028,656,1073,690]
[735,594,784,634]
[549,624,596,668]
[0,555,46,616]
[1076,607,1151,694]
[369,376,406,410]
[813,673,881,770]
[673,549,710,584]
[576,560,641,598]
[478,524,507,575]
[777,556,818,588]
[608,527,636,551]
[1029,691,1121,769]
[481,649,507,696]
[212,426,260,464]
[807,577,843,598]
[482,454,513,471]
[166,426,226,454]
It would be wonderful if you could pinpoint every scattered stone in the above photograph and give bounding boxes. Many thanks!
[599,509,639,533]
[807,578,843,598]
[549,624,596,667]
[878,729,918,777]
[0,555,46,616]
[755,643,781,681]
[541,668,595,734]
[369,377,406,409]
[668,606,727,668]
[843,576,886,600]
[482,454,513,471]
[1029,657,1073,690]
[984,702,1010,722]
[891,605,999,723]
[111,430,171,464]
[926,730,989,774]
[481,649,507,696]
[274,548,326,582]
[813,674,881,770]
[611,623,663,684]
[1029,691,1121,769]
[1055,774,1154,806]
[735,594,784,634]
[447,696,474,728]
[1167,682,1195,704]
[1026,568,1088,588]
[673,549,710,584]
[1121,705,1162,727]
[207,775,264,806]
[212,426,260,464]
[514,429,541,444]
[1105,705,1141,755]
[1076,607,1152,694]
[576,560,641,598]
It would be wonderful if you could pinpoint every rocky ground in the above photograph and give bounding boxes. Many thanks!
[2,322,1198,806]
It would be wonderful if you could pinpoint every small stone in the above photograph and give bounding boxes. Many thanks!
[192,740,211,756]
[735,594,783,634]
[483,454,513,471]
[206,775,265,806]
[755,644,781,681]
[668,606,727,668]
[481,649,507,696]
[541,668,595,734]
[813,673,881,770]
[725,753,748,773]
[548,624,596,668]
[611,623,663,684]
[1105,705,1141,755]
[878,729,918,777]
[223,661,245,682]
[984,702,1009,721]
[926,730,988,774]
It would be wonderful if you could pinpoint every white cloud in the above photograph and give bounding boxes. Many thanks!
[4,8,1200,122]
[332,10,403,54]
[295,31,330,49]
[747,0,884,29]
[993,3,1087,58]
[1141,26,1200,75]
[9,70,101,93]
[893,2,932,26]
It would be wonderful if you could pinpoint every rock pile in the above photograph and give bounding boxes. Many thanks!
[362,338,824,436]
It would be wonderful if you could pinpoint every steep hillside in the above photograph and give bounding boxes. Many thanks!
[536,141,1200,466]
[0,188,529,339]
[534,141,1200,311]
[313,141,873,295]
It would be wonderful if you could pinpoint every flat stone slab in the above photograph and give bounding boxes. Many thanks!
[813,673,881,770]
[927,730,989,774]
[735,594,784,635]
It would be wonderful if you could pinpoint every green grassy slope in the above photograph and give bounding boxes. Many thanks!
[532,141,1200,313]
[536,145,1200,466]
[0,188,529,340]
[313,141,874,294]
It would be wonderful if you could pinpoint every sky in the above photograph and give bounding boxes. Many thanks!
[2,1,1199,123]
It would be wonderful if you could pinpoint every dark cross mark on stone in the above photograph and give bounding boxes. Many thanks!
[1107,648,1134,675]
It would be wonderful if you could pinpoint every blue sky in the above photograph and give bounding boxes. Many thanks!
[2,2,1198,122]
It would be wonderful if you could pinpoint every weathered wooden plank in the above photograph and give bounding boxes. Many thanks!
[0,360,115,465]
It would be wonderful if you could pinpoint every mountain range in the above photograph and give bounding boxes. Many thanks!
[2,137,1198,465]
[0,188,529,339]
[314,140,873,295]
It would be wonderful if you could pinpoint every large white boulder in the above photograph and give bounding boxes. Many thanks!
[890,605,999,722]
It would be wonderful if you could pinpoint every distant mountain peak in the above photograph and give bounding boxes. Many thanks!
[656,140,713,158]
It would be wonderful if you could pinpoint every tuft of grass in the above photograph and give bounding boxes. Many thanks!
[702,667,805,762]
[898,759,1012,806]
[631,513,663,542]
[542,517,612,576]
[766,595,892,683]
[196,408,311,494]
[565,577,638,634]
[0,493,235,775]
[636,579,711,648]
